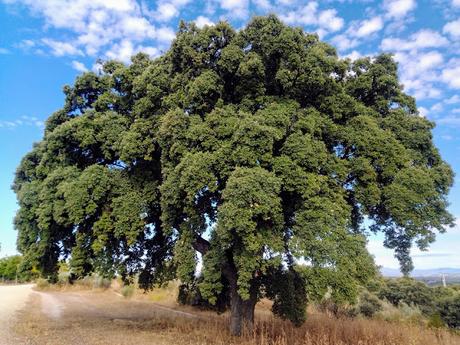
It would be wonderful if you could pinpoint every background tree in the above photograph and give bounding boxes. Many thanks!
[13,15,453,335]
[0,255,38,282]
[378,278,436,314]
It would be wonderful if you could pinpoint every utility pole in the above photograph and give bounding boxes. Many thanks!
[441,274,447,288]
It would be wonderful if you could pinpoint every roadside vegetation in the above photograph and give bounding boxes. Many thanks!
[0,255,38,283]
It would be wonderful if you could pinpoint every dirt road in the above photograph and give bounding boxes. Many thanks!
[11,288,209,345]
[0,284,34,344]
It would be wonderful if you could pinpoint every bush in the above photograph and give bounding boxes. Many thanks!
[36,278,50,289]
[357,291,382,318]
[437,295,460,329]
[378,278,435,315]
[77,274,111,289]
[58,271,71,286]
[121,285,135,298]
[375,300,425,325]
[398,303,425,325]
[427,313,445,329]
[316,299,356,318]
[92,275,111,289]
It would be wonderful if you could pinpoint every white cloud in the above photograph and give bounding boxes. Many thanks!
[352,16,383,37]
[0,48,9,54]
[342,50,362,61]
[390,50,446,100]
[105,40,136,63]
[280,2,318,26]
[3,0,165,60]
[280,2,345,35]
[453,0,460,7]
[331,15,383,52]
[431,102,443,113]
[331,34,360,51]
[318,9,345,32]
[71,60,88,72]
[381,29,449,51]
[417,51,443,70]
[252,0,271,10]
[194,16,214,28]
[0,116,44,129]
[105,40,159,63]
[437,116,460,126]
[156,27,176,44]
[155,2,178,22]
[119,16,156,40]
[443,19,460,39]
[17,39,35,49]
[445,95,460,104]
[441,59,460,89]
[42,38,83,56]
[418,106,428,118]
[383,0,416,19]
[137,45,160,58]
[219,0,249,18]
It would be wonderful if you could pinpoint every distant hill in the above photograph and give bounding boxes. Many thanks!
[380,267,460,278]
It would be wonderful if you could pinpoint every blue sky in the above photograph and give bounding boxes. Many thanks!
[0,0,459,270]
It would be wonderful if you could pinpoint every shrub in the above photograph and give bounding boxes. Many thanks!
[398,303,425,325]
[427,313,445,329]
[437,295,460,329]
[92,275,111,289]
[376,300,425,325]
[36,278,50,289]
[378,278,435,315]
[77,274,111,289]
[58,271,71,286]
[121,285,135,298]
[316,299,356,318]
[357,291,382,318]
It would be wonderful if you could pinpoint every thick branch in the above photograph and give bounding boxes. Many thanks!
[192,236,210,255]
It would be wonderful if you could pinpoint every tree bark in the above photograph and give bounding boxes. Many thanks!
[242,289,257,333]
[230,286,244,336]
[228,269,257,336]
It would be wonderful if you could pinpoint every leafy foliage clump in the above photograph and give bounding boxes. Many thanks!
[357,291,383,318]
[0,255,38,282]
[378,278,435,314]
[436,295,460,329]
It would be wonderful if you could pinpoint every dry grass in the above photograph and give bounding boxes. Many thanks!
[11,288,460,345]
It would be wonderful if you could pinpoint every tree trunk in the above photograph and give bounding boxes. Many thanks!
[229,275,257,336]
[230,287,244,336]
[242,290,257,333]
[191,237,257,336]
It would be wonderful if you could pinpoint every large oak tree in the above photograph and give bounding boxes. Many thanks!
[14,16,453,335]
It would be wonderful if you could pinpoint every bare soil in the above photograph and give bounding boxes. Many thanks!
[0,284,34,345]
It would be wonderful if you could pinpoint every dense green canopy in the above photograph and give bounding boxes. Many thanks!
[13,15,453,335]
